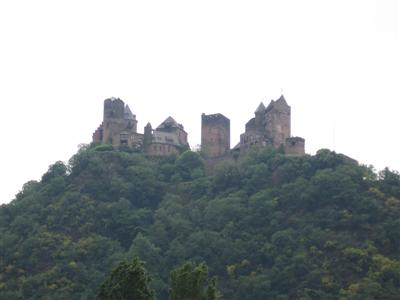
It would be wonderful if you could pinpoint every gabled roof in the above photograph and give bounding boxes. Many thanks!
[156,116,183,130]
[255,102,266,113]
[124,105,136,120]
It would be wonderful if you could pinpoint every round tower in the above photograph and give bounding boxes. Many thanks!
[102,98,126,144]
[103,98,125,120]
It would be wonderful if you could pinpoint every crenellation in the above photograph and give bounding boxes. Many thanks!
[285,137,305,155]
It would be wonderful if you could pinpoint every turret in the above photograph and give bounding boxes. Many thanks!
[255,102,265,132]
[143,123,153,150]
[265,95,291,147]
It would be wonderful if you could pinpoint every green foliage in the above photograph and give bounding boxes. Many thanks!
[169,262,218,300]
[97,257,154,300]
[174,151,204,181]
[1,147,400,299]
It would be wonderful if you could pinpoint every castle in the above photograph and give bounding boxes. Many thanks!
[92,98,189,156]
[236,95,305,156]
[93,95,305,157]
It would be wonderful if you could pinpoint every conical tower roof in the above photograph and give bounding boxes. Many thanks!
[124,105,136,120]
[276,94,288,106]
[255,102,266,113]
[265,100,275,112]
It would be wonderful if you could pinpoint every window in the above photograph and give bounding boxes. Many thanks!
[120,133,129,145]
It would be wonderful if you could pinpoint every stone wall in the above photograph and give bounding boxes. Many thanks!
[201,113,230,158]
[265,105,291,147]
[146,143,181,156]
[285,137,305,155]
[104,98,124,120]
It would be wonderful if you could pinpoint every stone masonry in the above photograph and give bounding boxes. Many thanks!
[93,98,189,155]
[235,95,305,156]
[201,113,230,158]
[93,95,305,157]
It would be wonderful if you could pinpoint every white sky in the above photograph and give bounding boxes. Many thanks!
[0,0,399,204]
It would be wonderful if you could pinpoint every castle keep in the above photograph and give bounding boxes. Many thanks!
[93,98,189,156]
[93,98,142,148]
[93,95,305,157]
[236,95,305,156]
[201,113,230,158]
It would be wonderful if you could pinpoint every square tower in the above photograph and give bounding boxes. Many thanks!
[201,113,230,158]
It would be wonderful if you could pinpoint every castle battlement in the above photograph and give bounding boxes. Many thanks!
[201,113,230,124]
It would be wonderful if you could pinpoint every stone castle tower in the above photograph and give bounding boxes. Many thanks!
[93,98,141,147]
[201,113,230,158]
[93,98,189,155]
[237,95,305,155]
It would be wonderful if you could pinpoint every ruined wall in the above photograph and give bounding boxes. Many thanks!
[285,137,305,155]
[201,113,230,158]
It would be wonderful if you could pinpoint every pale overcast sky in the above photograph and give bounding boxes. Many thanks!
[0,0,399,204]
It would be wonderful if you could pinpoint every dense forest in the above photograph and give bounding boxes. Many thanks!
[1,144,400,299]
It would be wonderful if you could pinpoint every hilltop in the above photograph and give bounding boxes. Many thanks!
[1,145,400,299]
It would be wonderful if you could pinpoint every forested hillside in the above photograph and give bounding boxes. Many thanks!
[1,145,400,299]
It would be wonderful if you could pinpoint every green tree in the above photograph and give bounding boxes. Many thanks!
[169,262,218,300]
[175,151,204,181]
[97,257,154,300]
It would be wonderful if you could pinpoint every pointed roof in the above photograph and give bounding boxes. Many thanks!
[124,105,136,120]
[265,100,275,112]
[255,102,266,113]
[276,94,288,106]
[156,116,183,130]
